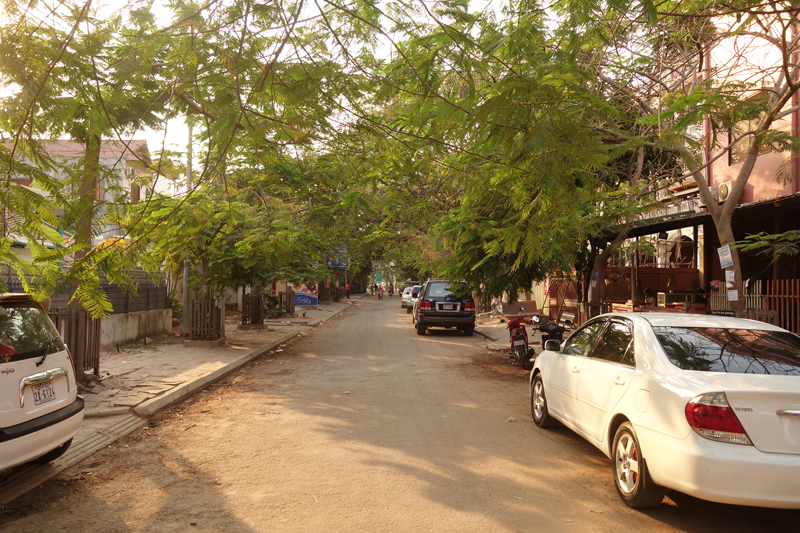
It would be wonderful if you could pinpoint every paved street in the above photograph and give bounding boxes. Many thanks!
[1,296,798,531]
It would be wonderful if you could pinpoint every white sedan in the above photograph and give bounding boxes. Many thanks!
[530,313,800,509]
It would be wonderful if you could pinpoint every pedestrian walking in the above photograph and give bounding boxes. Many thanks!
[346,283,350,299]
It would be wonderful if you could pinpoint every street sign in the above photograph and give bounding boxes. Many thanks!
[376,273,383,282]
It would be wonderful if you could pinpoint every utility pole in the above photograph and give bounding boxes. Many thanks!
[182,120,193,335]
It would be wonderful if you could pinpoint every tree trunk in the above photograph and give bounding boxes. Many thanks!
[587,222,634,318]
[68,134,100,383]
[587,148,643,318]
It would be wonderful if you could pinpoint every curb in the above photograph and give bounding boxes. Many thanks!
[308,301,354,327]
[475,329,499,342]
[133,328,301,417]
[84,406,131,418]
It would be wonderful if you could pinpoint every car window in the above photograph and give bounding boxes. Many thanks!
[653,327,800,376]
[411,286,421,297]
[590,321,634,366]
[0,301,66,364]
[426,281,469,299]
[562,321,606,356]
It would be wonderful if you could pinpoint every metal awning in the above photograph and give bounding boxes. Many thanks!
[629,211,711,238]
[629,190,800,238]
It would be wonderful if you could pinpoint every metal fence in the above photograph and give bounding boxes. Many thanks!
[5,278,167,315]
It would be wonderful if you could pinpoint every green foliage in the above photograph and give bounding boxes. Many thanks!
[737,231,800,261]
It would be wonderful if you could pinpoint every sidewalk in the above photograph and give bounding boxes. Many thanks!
[0,297,359,505]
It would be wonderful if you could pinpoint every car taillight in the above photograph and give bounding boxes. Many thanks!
[420,301,431,310]
[464,302,475,311]
[685,392,751,445]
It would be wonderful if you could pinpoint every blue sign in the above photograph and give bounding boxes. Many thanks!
[325,246,349,270]
[295,293,318,306]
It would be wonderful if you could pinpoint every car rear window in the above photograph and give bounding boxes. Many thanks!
[426,282,469,298]
[411,286,421,297]
[653,327,800,376]
[0,301,66,364]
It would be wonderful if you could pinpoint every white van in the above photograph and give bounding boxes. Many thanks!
[0,294,84,471]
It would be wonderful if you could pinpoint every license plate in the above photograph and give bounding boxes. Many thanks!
[32,380,57,406]
[441,304,455,310]
[514,340,526,347]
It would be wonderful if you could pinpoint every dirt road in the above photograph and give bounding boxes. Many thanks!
[2,298,796,531]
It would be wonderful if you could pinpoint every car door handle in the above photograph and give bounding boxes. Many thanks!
[572,367,580,373]
[614,378,626,386]
[777,410,800,417]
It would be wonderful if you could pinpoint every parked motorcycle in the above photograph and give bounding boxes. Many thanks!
[508,315,537,370]
[539,322,568,345]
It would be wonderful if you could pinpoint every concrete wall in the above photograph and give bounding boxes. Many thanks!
[100,309,173,349]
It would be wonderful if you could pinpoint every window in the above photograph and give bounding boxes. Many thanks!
[591,321,634,366]
[654,327,800,376]
[563,321,606,356]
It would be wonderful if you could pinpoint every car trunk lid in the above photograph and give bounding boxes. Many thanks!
[725,388,800,455]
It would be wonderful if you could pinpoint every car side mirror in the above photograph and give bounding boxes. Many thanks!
[544,339,561,352]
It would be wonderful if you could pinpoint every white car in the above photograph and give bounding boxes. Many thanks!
[530,312,800,509]
[0,294,84,471]
[401,286,413,308]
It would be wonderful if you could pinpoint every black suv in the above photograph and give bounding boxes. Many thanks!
[413,279,476,336]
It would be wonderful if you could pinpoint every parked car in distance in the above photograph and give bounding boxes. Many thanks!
[407,285,421,314]
[530,312,800,509]
[401,286,414,308]
[413,279,476,336]
[0,294,84,471]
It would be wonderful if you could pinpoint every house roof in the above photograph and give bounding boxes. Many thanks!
[43,139,151,164]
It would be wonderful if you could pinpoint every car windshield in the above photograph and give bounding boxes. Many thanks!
[0,301,66,363]
[653,327,800,376]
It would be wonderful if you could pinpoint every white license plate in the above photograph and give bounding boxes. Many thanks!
[513,340,526,347]
[441,304,455,310]
[33,380,57,406]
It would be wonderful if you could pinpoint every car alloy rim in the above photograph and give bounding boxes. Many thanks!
[533,381,545,420]
[615,432,639,494]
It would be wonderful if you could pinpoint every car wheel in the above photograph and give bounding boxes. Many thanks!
[32,438,72,464]
[463,325,474,336]
[406,306,412,314]
[612,422,665,508]
[416,322,426,335]
[531,375,557,428]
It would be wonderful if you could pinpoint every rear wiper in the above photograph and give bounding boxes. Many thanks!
[36,337,57,367]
